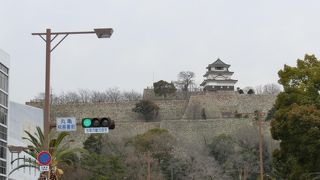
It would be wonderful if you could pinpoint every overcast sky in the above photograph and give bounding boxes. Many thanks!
[1,0,320,104]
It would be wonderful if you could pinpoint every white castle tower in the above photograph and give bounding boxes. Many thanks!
[200,58,238,91]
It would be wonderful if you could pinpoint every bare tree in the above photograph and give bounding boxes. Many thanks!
[78,89,91,103]
[65,91,81,103]
[106,87,122,102]
[91,90,107,103]
[243,86,254,94]
[123,90,142,101]
[263,83,281,95]
[175,71,195,91]
[255,85,264,94]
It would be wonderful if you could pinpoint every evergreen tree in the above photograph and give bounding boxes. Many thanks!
[271,54,320,178]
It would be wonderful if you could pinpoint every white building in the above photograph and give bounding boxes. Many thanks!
[200,58,238,91]
[7,102,43,180]
[0,49,9,180]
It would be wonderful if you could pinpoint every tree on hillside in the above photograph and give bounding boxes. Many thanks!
[130,128,188,179]
[247,89,255,94]
[209,126,271,179]
[76,134,125,180]
[132,100,159,121]
[270,54,320,178]
[237,87,244,94]
[153,80,176,98]
[255,84,282,95]
[243,86,254,94]
[105,87,122,102]
[123,90,142,101]
[175,71,195,91]
[263,83,281,95]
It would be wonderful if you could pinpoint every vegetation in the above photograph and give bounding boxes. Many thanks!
[201,108,207,120]
[175,71,195,91]
[31,88,142,104]
[247,89,255,94]
[237,87,244,94]
[255,83,282,95]
[209,126,271,179]
[132,100,160,121]
[153,80,177,98]
[271,54,320,178]
[9,127,82,180]
[79,134,125,180]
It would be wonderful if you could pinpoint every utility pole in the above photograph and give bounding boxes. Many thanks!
[257,111,264,180]
[146,151,152,180]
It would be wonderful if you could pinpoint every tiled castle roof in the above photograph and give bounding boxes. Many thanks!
[206,58,230,68]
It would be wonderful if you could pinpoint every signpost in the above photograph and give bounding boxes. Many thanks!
[37,151,52,172]
[56,117,76,131]
[84,127,109,134]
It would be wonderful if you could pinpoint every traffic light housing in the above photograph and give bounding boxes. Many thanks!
[82,117,115,129]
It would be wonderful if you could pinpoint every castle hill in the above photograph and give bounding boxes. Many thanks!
[23,58,282,179]
[3,2,320,179]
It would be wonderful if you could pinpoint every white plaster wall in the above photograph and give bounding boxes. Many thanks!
[206,81,236,86]
[7,102,43,180]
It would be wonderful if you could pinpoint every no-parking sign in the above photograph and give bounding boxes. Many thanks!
[37,151,52,166]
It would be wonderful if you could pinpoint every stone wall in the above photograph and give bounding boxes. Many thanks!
[26,91,276,149]
[182,91,276,119]
[27,100,188,123]
[143,88,205,100]
[52,118,257,148]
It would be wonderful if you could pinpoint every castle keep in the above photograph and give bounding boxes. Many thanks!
[200,59,237,91]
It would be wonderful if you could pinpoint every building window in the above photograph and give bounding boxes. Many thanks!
[0,141,6,159]
[0,107,6,126]
[0,126,7,141]
[0,64,8,74]
[0,92,7,107]
[0,160,6,175]
[215,67,223,70]
[0,72,8,93]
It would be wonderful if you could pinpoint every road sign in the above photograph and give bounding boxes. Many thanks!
[37,151,52,166]
[56,117,76,131]
[84,127,109,134]
[39,166,49,172]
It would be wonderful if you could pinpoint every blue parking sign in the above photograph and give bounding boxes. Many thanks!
[56,117,77,131]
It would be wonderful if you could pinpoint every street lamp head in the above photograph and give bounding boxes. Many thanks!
[8,145,28,153]
[94,28,113,38]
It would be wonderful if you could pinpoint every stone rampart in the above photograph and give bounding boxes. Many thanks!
[53,118,257,149]
[27,100,188,123]
[182,91,276,119]
[143,88,205,100]
[26,91,276,149]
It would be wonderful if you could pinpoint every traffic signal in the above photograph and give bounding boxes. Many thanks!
[82,117,115,129]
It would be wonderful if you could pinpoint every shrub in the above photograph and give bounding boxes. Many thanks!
[247,89,255,94]
[132,100,159,121]
[201,108,207,120]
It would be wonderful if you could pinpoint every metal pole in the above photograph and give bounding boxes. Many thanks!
[44,28,51,179]
[259,113,264,180]
[147,151,151,180]
[44,28,51,152]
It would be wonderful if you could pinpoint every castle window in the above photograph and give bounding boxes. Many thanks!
[215,67,223,70]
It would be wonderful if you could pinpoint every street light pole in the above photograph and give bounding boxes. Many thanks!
[32,28,113,178]
[44,29,51,151]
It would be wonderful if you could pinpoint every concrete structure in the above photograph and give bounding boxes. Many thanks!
[7,102,43,180]
[200,59,237,91]
[0,49,9,180]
